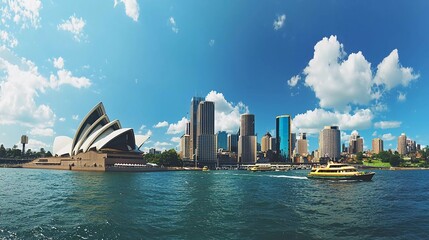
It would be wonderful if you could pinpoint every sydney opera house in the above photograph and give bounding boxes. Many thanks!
[24,102,151,172]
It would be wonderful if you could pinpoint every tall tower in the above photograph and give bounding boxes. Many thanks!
[297,133,308,156]
[21,135,28,155]
[349,132,364,154]
[227,133,239,153]
[319,126,341,161]
[238,114,257,164]
[261,132,272,153]
[189,97,204,160]
[398,133,407,155]
[276,115,291,162]
[372,138,383,154]
[217,131,228,151]
[196,101,216,167]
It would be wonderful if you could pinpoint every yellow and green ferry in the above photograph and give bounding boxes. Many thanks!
[308,162,375,181]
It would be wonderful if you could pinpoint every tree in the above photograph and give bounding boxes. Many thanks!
[390,154,402,167]
[0,144,6,157]
[356,152,364,161]
[159,149,182,167]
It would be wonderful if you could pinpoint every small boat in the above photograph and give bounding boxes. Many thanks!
[202,166,209,171]
[308,162,375,181]
[249,164,272,172]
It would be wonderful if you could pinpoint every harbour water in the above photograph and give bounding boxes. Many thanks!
[1,168,428,239]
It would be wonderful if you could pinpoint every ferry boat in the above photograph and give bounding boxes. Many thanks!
[308,162,375,181]
[249,164,273,172]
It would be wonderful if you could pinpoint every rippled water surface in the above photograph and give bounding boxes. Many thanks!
[1,168,429,239]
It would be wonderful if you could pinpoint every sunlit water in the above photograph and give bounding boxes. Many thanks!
[1,168,429,239]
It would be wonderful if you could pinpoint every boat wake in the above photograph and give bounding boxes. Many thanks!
[267,175,308,180]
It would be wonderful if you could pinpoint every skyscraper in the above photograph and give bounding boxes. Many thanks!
[398,133,407,155]
[319,126,341,160]
[238,114,257,163]
[270,137,277,152]
[189,97,204,160]
[297,133,308,156]
[227,133,239,153]
[180,134,191,160]
[217,131,228,151]
[261,132,272,153]
[349,132,364,154]
[276,115,291,162]
[372,138,383,154]
[291,133,297,154]
[196,101,216,167]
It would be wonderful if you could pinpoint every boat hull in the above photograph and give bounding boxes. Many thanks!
[307,172,375,181]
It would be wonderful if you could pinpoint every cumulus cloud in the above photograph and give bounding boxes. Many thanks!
[397,92,406,102]
[205,90,249,133]
[374,121,401,129]
[1,0,42,29]
[171,137,181,143]
[24,139,49,151]
[114,0,139,22]
[57,15,86,42]
[303,35,373,111]
[154,121,169,128]
[292,108,373,134]
[49,57,91,89]
[382,133,396,141]
[372,131,378,137]
[169,17,179,33]
[287,75,300,87]
[0,30,18,48]
[167,117,188,135]
[29,127,55,137]
[59,117,66,122]
[72,115,79,120]
[374,49,419,90]
[273,14,286,30]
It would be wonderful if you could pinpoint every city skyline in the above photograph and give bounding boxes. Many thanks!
[0,1,428,153]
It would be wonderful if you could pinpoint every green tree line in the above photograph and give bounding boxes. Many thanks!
[144,149,182,167]
[0,144,52,159]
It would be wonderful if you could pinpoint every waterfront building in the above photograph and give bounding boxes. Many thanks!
[270,137,277,152]
[25,102,150,171]
[238,114,257,163]
[297,133,308,156]
[261,132,272,153]
[276,115,291,162]
[398,133,407,155]
[189,97,204,160]
[291,133,297,154]
[319,126,341,160]
[406,139,417,153]
[180,134,191,160]
[349,132,364,154]
[227,133,239,153]
[196,101,217,167]
[417,144,421,151]
[149,148,161,155]
[372,138,383,154]
[217,131,228,151]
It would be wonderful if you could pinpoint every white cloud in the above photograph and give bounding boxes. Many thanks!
[49,57,91,89]
[374,49,419,90]
[139,124,146,130]
[372,131,377,137]
[72,115,79,120]
[398,92,406,102]
[1,0,42,29]
[53,57,64,69]
[374,121,401,129]
[167,117,188,134]
[382,133,396,141]
[303,35,373,111]
[169,17,179,33]
[57,15,86,42]
[292,108,373,134]
[154,121,168,128]
[287,75,300,87]
[209,39,215,47]
[24,139,49,151]
[273,14,286,30]
[171,137,181,143]
[29,127,54,137]
[59,117,66,122]
[205,90,249,133]
[0,30,18,48]
[114,0,139,22]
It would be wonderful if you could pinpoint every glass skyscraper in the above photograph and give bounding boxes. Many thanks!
[276,115,291,162]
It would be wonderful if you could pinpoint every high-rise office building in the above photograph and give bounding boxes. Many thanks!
[276,115,291,162]
[319,126,341,160]
[398,133,407,155]
[297,133,308,156]
[261,132,272,152]
[180,134,191,160]
[349,132,364,154]
[217,131,228,151]
[406,139,416,153]
[238,114,257,163]
[228,133,239,153]
[372,138,383,154]
[270,137,277,152]
[196,101,216,167]
[189,97,204,160]
[291,133,297,154]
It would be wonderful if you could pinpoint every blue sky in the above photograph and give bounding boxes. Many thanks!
[0,0,428,153]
